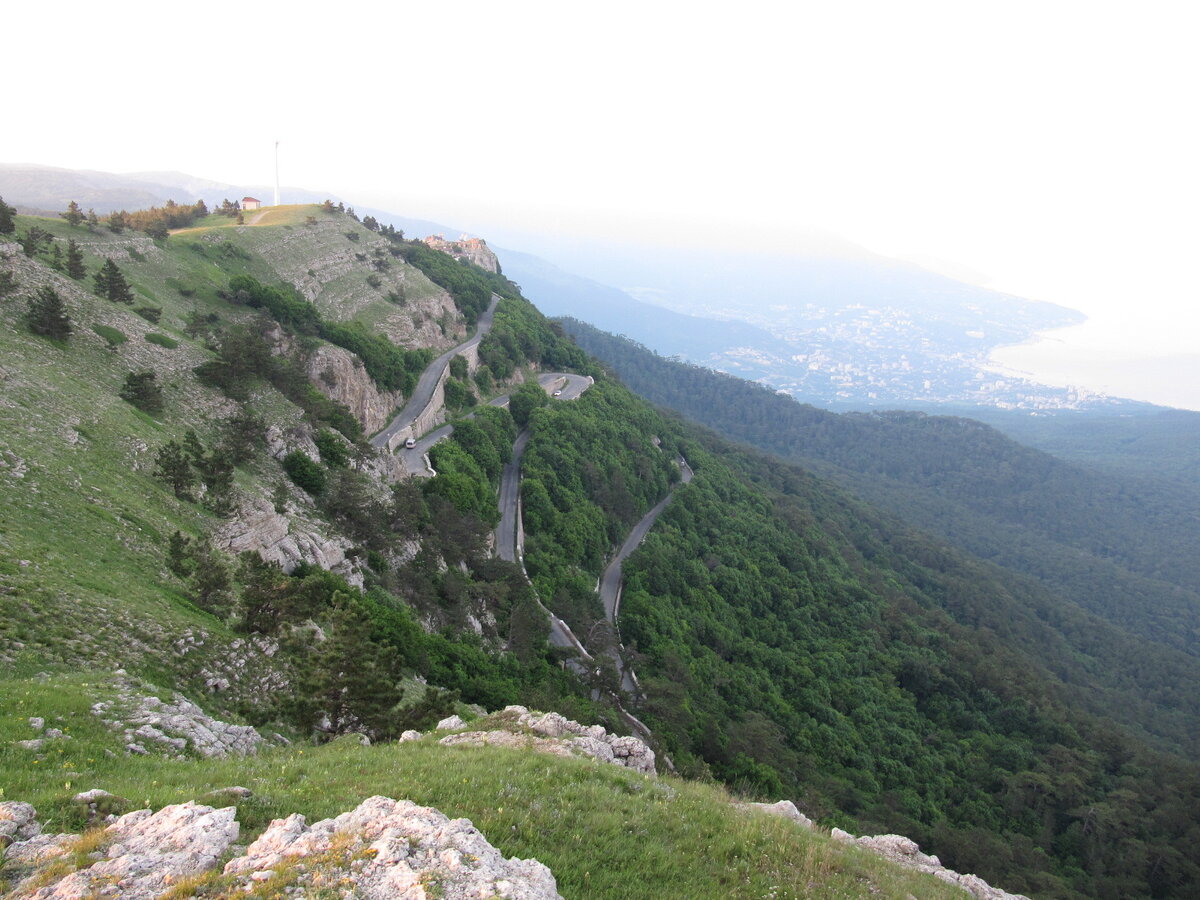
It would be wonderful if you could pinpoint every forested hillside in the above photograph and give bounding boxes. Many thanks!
[517,373,1200,898]
[560,320,1200,666]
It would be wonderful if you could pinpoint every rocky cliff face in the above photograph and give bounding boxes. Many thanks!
[306,343,404,435]
[422,234,501,273]
[213,493,362,588]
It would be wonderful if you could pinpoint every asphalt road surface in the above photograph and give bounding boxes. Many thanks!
[369,294,499,451]
[597,458,694,692]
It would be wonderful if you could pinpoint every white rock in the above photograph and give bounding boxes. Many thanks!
[748,800,814,829]
[436,714,466,730]
[224,796,562,898]
[0,801,41,843]
[24,802,239,899]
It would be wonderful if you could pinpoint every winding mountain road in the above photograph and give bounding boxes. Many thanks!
[369,295,499,452]
[492,376,595,657]
[600,459,694,624]
[598,458,694,693]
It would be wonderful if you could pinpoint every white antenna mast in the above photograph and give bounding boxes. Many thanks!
[274,141,280,207]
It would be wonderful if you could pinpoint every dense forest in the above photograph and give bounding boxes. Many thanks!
[559,319,1200,666]
[515,373,1200,899]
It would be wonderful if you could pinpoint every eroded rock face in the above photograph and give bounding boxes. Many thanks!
[307,343,405,435]
[213,493,362,588]
[224,795,562,899]
[422,234,501,273]
[435,706,657,775]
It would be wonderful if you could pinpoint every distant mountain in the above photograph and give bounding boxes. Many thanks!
[491,245,795,361]
[0,163,332,215]
[963,405,1200,489]
[0,162,1132,412]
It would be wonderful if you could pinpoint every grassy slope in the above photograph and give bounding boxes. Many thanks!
[0,673,965,900]
[174,206,457,342]
[0,208,448,693]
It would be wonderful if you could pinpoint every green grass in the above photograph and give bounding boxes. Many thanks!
[144,332,178,349]
[0,674,963,900]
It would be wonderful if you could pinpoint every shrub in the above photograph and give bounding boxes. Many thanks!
[283,450,326,496]
[444,378,476,411]
[135,305,162,323]
[145,333,178,349]
[314,429,350,468]
[366,274,382,289]
[92,324,128,349]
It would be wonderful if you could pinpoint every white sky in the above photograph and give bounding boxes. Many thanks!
[8,0,1200,408]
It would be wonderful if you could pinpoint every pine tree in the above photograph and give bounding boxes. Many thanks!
[25,286,72,340]
[59,200,84,227]
[153,439,195,499]
[121,371,164,413]
[65,239,86,279]
[94,258,134,303]
[166,530,194,578]
[0,195,15,234]
[86,208,99,229]
[189,543,232,615]
[19,227,51,257]
[93,259,112,297]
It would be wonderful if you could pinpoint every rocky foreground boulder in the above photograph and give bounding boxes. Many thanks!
[1,797,561,899]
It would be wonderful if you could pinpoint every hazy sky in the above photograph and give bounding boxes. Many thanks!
[9,1,1200,408]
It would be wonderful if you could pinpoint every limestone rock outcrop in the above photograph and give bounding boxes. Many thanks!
[435,706,657,775]
[225,795,561,898]
[0,801,41,846]
[91,679,266,758]
[306,343,405,435]
[830,828,1030,900]
[213,493,362,587]
[14,802,239,900]
[745,799,815,829]
[422,234,500,273]
[4,799,561,900]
